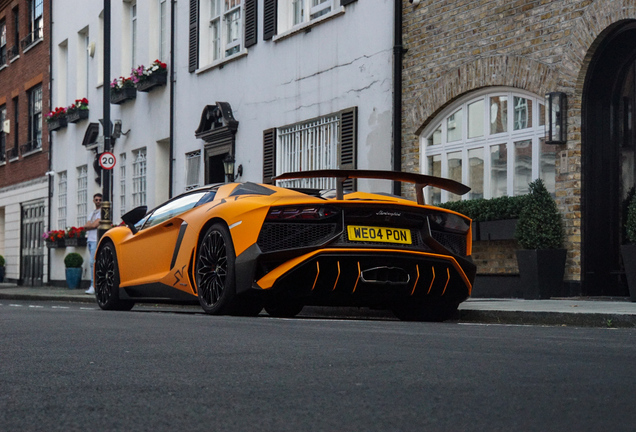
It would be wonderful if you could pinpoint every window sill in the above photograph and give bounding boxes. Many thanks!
[196,49,248,75]
[10,55,20,63]
[22,148,42,158]
[273,7,345,43]
[22,38,43,54]
[8,157,19,163]
[0,64,7,72]
[0,160,5,167]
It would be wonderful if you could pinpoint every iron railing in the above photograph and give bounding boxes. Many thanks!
[7,46,18,61]
[20,140,41,155]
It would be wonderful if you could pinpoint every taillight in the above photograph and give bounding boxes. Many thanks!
[266,206,339,221]
[428,212,470,234]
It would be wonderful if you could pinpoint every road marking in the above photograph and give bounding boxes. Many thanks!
[80,307,96,310]
[9,304,23,307]
[51,306,70,309]
[28,305,44,308]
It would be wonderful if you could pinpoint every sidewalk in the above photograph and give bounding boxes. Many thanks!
[2,282,636,327]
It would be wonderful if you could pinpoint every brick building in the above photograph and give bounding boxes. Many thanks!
[401,0,636,297]
[0,0,50,284]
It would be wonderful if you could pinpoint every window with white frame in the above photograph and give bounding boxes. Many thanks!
[28,85,42,150]
[119,153,126,216]
[0,105,6,163]
[132,1,137,67]
[277,0,335,34]
[185,151,201,190]
[29,0,43,41]
[132,148,147,207]
[202,0,243,65]
[0,20,6,66]
[422,89,555,204]
[160,0,168,62]
[58,172,67,229]
[77,28,89,99]
[77,166,88,226]
[277,114,340,190]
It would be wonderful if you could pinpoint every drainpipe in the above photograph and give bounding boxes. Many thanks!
[392,0,404,196]
[169,0,176,198]
[47,0,54,285]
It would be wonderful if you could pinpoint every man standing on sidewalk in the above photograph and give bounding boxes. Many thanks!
[84,193,102,295]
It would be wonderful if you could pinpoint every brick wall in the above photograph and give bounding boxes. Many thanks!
[402,0,636,282]
[0,0,50,188]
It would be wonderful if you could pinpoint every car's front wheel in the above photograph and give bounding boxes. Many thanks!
[196,223,236,315]
[95,242,135,311]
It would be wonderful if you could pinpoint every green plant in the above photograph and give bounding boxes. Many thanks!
[438,195,529,222]
[514,179,564,249]
[64,252,84,268]
[626,191,636,244]
[0,255,5,267]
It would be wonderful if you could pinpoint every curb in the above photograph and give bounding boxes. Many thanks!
[0,292,96,304]
[458,309,636,328]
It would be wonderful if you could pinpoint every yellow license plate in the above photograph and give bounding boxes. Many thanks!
[347,225,412,244]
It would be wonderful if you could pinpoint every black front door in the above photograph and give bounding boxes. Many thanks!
[582,22,636,296]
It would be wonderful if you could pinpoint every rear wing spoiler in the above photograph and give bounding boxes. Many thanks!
[273,169,470,205]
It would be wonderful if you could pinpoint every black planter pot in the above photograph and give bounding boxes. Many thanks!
[516,249,567,299]
[67,109,89,123]
[65,237,87,247]
[45,239,66,248]
[48,117,68,132]
[136,72,167,92]
[621,244,636,302]
[110,87,137,104]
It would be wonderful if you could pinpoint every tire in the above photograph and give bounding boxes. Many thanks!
[264,298,304,318]
[195,223,236,315]
[391,299,458,322]
[95,242,135,311]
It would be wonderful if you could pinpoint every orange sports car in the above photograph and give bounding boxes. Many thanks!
[94,170,476,321]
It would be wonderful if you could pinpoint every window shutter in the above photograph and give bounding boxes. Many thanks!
[263,0,277,41]
[188,0,199,73]
[340,0,358,6]
[338,107,358,191]
[263,128,277,184]
[244,0,258,48]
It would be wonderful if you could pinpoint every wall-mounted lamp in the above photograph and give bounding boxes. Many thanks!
[409,0,421,5]
[545,92,567,144]
[223,153,236,183]
[112,120,130,139]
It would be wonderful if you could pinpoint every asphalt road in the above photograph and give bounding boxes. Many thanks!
[2,300,636,431]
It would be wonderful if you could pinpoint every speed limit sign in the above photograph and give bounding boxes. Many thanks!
[99,152,116,170]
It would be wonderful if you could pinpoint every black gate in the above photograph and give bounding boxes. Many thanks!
[21,201,45,286]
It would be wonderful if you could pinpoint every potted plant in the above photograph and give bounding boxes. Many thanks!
[514,179,566,299]
[65,226,87,247]
[64,252,84,289]
[43,230,66,248]
[0,255,5,283]
[110,76,137,104]
[133,60,168,92]
[66,98,89,123]
[621,192,636,301]
[45,107,68,132]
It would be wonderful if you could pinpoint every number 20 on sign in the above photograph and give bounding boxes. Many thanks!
[99,152,116,170]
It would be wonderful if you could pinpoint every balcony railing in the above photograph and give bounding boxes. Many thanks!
[7,46,19,61]
[6,147,19,160]
[20,27,43,51]
[20,140,41,155]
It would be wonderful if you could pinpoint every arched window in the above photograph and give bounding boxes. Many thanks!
[421,88,556,204]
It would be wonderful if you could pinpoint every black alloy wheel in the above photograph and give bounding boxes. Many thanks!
[196,223,236,315]
[95,242,135,311]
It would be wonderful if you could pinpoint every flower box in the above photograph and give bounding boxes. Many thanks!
[65,237,87,247]
[48,117,68,132]
[110,87,137,105]
[67,110,89,123]
[136,72,168,92]
[45,239,66,248]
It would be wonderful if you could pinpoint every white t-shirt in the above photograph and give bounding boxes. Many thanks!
[87,208,101,242]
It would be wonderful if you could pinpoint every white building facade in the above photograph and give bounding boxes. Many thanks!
[49,0,394,284]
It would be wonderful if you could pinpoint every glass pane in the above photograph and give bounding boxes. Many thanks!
[490,96,507,134]
[468,148,484,199]
[467,100,484,138]
[514,97,532,130]
[447,151,462,202]
[514,139,532,195]
[490,144,507,198]
[427,125,442,146]
[293,0,304,24]
[427,155,441,204]
[539,103,545,126]
[447,109,462,142]
[539,137,556,196]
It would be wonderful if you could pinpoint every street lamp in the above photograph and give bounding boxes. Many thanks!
[223,153,235,182]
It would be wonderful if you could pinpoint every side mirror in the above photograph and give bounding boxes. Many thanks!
[121,206,148,234]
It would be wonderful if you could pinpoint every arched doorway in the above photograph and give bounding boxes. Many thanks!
[583,22,636,296]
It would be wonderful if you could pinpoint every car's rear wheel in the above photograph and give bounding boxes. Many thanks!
[196,223,236,315]
[264,298,304,318]
[95,243,135,311]
[391,298,459,322]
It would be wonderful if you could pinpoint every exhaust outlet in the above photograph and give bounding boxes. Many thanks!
[360,266,410,285]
